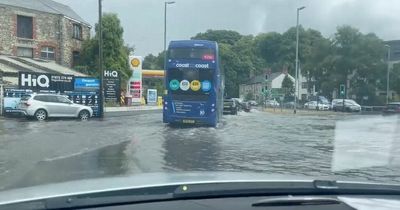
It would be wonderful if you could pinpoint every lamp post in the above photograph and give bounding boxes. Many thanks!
[98,0,104,117]
[294,6,305,114]
[164,1,175,71]
[384,44,391,104]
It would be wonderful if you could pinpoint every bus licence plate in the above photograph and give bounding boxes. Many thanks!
[182,119,195,124]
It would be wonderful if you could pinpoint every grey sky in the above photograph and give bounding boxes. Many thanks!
[56,0,400,56]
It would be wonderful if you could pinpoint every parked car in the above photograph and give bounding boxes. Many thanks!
[304,101,329,110]
[223,98,238,115]
[18,94,94,121]
[232,98,243,111]
[266,100,280,108]
[241,101,251,112]
[382,102,400,115]
[332,99,361,112]
[248,100,258,106]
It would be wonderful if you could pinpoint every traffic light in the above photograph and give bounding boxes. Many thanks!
[339,84,345,96]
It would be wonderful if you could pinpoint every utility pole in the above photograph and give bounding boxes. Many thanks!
[294,6,305,114]
[385,45,391,104]
[98,0,104,117]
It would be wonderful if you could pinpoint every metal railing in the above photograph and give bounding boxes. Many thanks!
[0,84,3,116]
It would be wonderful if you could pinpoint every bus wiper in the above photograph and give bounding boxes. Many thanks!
[251,197,343,207]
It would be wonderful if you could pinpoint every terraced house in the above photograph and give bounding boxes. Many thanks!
[0,0,91,68]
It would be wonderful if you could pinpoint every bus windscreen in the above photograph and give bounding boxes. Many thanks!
[169,48,215,60]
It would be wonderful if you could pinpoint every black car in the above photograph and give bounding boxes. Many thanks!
[383,102,400,115]
[223,98,238,115]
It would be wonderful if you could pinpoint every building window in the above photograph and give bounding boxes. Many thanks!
[17,47,33,58]
[72,51,80,66]
[302,82,308,89]
[17,15,33,39]
[73,24,82,39]
[41,47,55,60]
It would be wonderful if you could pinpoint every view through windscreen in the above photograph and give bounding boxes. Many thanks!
[1,0,400,199]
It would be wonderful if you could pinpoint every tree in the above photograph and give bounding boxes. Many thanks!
[390,63,400,97]
[192,29,242,45]
[282,75,294,97]
[143,51,165,70]
[145,26,390,102]
[254,32,283,70]
[245,92,254,101]
[143,54,160,69]
[192,30,265,97]
[77,13,131,84]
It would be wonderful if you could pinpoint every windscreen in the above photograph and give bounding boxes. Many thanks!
[4,0,400,198]
[169,47,215,60]
[20,95,32,101]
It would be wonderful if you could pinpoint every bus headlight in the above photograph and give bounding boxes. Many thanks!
[164,107,168,110]
[211,108,215,112]
[212,104,215,107]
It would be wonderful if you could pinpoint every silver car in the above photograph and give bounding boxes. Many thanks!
[332,99,361,112]
[18,94,93,121]
[304,101,330,110]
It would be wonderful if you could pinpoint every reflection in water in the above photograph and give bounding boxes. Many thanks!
[332,115,400,182]
[162,126,220,171]
[9,141,130,189]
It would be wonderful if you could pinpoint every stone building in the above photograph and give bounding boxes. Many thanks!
[0,0,91,68]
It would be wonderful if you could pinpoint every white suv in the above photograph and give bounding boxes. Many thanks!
[18,94,94,121]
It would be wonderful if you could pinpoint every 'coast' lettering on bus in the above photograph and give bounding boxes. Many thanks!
[176,63,190,68]
[195,64,209,68]
[175,63,210,69]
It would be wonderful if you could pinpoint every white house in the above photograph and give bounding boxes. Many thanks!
[239,71,314,102]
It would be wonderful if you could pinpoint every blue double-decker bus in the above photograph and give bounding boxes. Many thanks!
[163,40,223,127]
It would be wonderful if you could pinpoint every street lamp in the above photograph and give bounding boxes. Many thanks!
[98,0,104,117]
[164,1,175,71]
[294,6,305,114]
[385,44,391,104]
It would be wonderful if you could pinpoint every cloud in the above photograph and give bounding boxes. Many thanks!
[56,0,400,55]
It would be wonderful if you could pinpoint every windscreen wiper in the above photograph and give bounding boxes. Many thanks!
[252,196,342,206]
[251,196,356,209]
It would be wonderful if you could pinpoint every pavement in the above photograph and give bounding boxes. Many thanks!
[262,107,384,116]
[105,105,162,112]
[262,107,348,116]
[104,105,162,117]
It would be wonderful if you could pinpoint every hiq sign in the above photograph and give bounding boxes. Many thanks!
[18,72,74,91]
[20,73,50,88]
[104,70,119,78]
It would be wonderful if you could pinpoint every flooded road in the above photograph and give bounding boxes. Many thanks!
[0,110,399,190]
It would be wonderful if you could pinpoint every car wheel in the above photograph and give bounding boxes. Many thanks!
[333,107,337,112]
[35,109,47,121]
[78,110,90,120]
